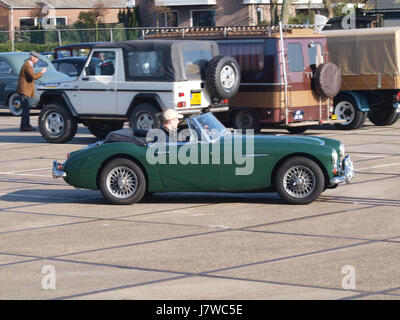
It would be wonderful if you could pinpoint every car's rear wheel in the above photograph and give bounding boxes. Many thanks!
[367,105,399,126]
[87,120,125,140]
[333,95,367,130]
[8,93,23,116]
[38,103,77,143]
[274,157,325,205]
[99,158,146,205]
[129,103,161,130]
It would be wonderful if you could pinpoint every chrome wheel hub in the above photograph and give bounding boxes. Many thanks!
[45,112,64,136]
[335,101,355,125]
[283,166,316,198]
[137,113,154,131]
[106,166,138,199]
[220,65,236,91]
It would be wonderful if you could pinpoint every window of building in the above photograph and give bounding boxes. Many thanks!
[19,18,35,27]
[256,7,263,24]
[191,10,216,27]
[165,11,178,27]
[287,43,304,72]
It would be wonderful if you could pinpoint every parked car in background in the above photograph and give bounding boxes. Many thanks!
[0,52,71,116]
[53,42,104,59]
[52,112,354,205]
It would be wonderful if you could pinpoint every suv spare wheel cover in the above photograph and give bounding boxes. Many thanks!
[313,62,341,99]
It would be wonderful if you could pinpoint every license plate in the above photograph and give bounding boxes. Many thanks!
[331,114,338,120]
[191,92,201,106]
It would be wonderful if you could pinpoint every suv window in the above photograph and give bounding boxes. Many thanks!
[0,60,12,74]
[127,51,164,78]
[87,51,115,76]
[287,43,304,72]
[181,49,212,80]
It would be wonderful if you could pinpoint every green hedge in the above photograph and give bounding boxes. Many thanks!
[0,42,59,53]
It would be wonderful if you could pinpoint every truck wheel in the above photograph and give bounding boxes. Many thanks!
[38,103,77,143]
[87,120,125,140]
[206,55,241,99]
[129,103,161,130]
[8,93,23,116]
[334,94,367,130]
[99,158,146,205]
[274,156,325,205]
[286,126,309,134]
[367,106,399,126]
[232,110,260,133]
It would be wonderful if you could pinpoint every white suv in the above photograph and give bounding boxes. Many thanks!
[37,40,240,143]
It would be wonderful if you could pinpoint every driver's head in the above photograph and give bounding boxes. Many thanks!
[162,109,183,131]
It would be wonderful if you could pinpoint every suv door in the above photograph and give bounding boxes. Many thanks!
[77,49,117,114]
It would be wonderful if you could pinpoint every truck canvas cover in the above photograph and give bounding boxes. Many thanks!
[323,27,400,90]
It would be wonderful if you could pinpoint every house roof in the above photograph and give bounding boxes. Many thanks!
[0,0,129,9]
[364,0,400,12]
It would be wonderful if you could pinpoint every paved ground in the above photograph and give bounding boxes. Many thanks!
[0,109,399,300]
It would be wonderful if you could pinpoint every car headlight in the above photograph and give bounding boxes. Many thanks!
[339,143,345,160]
[332,149,338,168]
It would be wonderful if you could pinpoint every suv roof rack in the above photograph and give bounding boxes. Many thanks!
[141,24,326,40]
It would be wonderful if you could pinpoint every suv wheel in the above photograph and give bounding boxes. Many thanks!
[286,126,309,134]
[129,103,161,130]
[8,93,23,116]
[367,105,399,126]
[206,55,241,99]
[232,110,260,133]
[87,120,125,140]
[334,94,367,130]
[38,103,77,143]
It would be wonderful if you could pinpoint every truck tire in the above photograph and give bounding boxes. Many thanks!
[8,93,23,116]
[231,110,261,133]
[205,55,241,100]
[274,156,325,205]
[333,94,367,130]
[39,103,77,143]
[129,103,161,130]
[367,105,399,126]
[87,120,125,140]
[313,62,341,99]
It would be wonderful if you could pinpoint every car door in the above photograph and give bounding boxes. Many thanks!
[76,49,117,114]
[0,60,15,106]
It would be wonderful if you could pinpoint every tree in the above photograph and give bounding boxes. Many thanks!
[270,0,279,26]
[281,0,292,24]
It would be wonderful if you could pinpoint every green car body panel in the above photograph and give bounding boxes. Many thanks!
[62,134,341,193]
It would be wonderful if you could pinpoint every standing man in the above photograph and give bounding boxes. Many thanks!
[17,51,46,131]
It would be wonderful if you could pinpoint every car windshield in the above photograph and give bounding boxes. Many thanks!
[187,112,230,142]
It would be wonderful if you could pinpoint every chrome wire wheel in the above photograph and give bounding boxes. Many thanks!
[220,65,236,91]
[283,165,316,199]
[106,166,138,199]
[45,112,65,137]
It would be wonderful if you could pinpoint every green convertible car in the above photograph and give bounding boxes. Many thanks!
[52,113,354,205]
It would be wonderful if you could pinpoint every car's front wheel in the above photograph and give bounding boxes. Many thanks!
[38,103,77,143]
[8,93,23,116]
[274,157,325,205]
[99,158,147,205]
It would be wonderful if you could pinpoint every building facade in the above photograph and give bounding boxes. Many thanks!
[0,0,129,30]
[136,0,325,28]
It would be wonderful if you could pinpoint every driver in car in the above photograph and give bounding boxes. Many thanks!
[160,109,183,142]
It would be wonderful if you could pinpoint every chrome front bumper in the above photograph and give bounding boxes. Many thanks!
[330,155,354,185]
[52,160,66,179]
